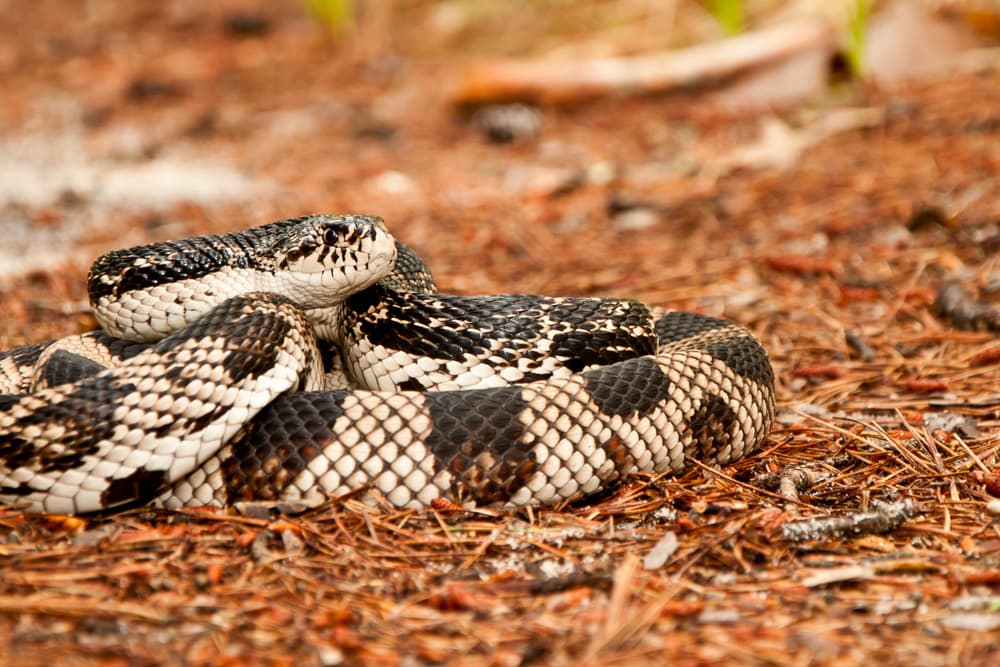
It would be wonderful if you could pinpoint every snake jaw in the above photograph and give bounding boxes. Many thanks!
[268,213,399,307]
[277,236,397,307]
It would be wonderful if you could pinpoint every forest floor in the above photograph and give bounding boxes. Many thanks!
[0,2,998,665]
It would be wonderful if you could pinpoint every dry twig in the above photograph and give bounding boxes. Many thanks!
[781,499,920,542]
[453,19,835,105]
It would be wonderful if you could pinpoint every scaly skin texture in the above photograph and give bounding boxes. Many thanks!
[88,214,397,342]
[0,215,775,514]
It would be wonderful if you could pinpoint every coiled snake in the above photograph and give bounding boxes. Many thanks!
[0,214,775,514]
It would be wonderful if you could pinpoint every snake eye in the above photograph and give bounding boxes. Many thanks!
[323,226,344,246]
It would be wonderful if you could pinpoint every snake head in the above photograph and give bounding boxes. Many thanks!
[270,214,398,307]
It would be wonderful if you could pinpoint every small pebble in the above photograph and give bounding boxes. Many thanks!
[472,103,542,143]
[613,207,659,231]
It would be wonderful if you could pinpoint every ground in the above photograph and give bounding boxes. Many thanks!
[1,2,999,666]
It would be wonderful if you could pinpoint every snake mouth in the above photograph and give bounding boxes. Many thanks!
[281,241,398,306]
[328,247,395,296]
[367,246,398,277]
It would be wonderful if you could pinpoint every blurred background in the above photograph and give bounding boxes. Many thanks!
[3,3,1000,665]
[1,0,998,347]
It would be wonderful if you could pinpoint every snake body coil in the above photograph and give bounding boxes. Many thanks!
[0,214,775,514]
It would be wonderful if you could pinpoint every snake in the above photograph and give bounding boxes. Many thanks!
[0,214,775,514]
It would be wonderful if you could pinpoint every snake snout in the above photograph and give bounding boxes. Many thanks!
[319,214,387,246]
[274,216,398,307]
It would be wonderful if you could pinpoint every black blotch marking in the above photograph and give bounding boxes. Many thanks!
[37,350,106,387]
[656,311,774,388]
[0,394,20,411]
[0,377,140,475]
[0,293,312,509]
[1,340,51,370]
[21,333,150,391]
[149,297,301,437]
[380,241,437,294]
[686,394,737,465]
[96,332,149,361]
[89,237,247,302]
[0,340,52,393]
[397,377,427,392]
[0,434,42,472]
[0,481,34,496]
[704,338,775,386]
[2,300,301,479]
[654,311,730,343]
[101,467,170,508]
[343,290,655,385]
[582,356,674,418]
[149,402,230,439]
[548,300,656,372]
[224,392,346,503]
[424,387,537,504]
[153,294,296,385]
[343,285,474,364]
[219,310,293,384]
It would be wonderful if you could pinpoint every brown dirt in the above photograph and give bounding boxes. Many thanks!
[1,2,999,666]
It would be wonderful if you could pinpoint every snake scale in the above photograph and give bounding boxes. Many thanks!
[0,214,775,514]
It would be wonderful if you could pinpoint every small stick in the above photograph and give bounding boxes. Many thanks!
[453,19,835,105]
[781,499,919,542]
[844,330,875,361]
